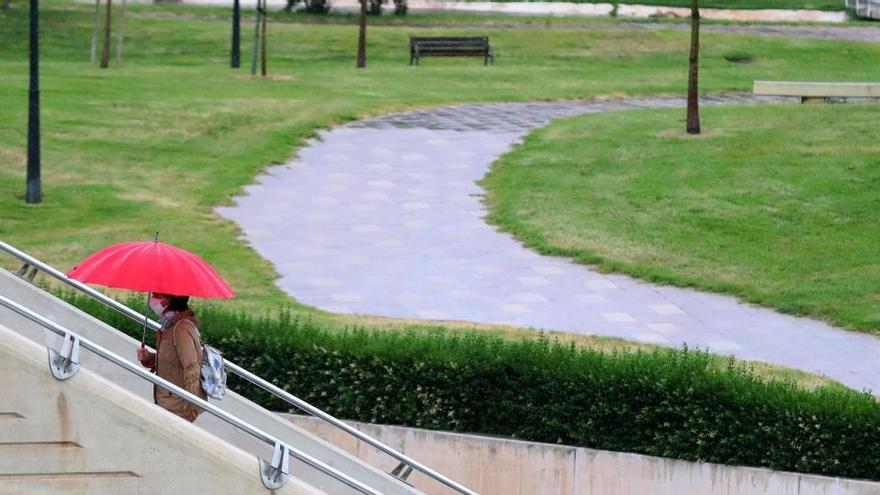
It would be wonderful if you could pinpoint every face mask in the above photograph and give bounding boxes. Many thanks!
[149,296,167,316]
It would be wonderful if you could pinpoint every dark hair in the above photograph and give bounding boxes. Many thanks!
[167,295,190,312]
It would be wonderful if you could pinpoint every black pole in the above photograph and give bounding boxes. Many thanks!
[26,0,41,204]
[231,0,240,68]
[356,0,366,68]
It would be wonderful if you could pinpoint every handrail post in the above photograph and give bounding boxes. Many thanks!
[48,331,81,380]
[260,441,291,489]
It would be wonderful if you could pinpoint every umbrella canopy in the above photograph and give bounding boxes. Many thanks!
[67,241,236,299]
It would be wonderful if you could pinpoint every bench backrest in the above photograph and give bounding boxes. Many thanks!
[411,37,490,52]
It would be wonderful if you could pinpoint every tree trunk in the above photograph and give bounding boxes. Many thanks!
[250,1,260,75]
[686,0,700,135]
[114,0,126,66]
[90,0,100,63]
[260,0,267,76]
[99,0,112,69]
[356,0,366,68]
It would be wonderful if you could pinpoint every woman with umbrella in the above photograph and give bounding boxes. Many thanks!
[68,237,235,423]
[136,292,206,422]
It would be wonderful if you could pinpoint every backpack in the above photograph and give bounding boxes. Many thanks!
[174,318,227,401]
[200,344,227,400]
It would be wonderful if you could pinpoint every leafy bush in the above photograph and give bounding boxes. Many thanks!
[288,0,332,14]
[393,0,407,15]
[61,291,880,480]
[368,0,383,16]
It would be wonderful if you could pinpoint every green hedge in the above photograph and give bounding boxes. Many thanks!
[61,291,880,480]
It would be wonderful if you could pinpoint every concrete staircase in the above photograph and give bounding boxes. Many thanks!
[0,268,424,495]
[0,324,321,495]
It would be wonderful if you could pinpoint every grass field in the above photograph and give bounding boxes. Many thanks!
[483,104,880,333]
[0,2,878,370]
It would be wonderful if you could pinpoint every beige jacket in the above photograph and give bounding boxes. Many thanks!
[140,310,207,422]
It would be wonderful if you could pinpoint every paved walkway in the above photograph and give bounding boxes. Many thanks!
[176,0,848,23]
[135,9,878,42]
[217,95,880,393]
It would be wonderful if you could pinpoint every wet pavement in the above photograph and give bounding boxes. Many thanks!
[218,95,880,394]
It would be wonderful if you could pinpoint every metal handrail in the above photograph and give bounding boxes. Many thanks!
[0,240,478,495]
[0,293,381,495]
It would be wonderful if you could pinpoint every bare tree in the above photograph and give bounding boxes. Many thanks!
[356,0,366,68]
[99,0,112,68]
[90,0,101,63]
[260,0,267,76]
[686,0,700,135]
[251,0,261,75]
[114,0,127,66]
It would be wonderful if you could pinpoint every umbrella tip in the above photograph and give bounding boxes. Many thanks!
[154,231,160,242]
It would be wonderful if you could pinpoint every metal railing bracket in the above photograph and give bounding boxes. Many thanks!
[391,461,414,483]
[48,332,81,380]
[260,441,291,490]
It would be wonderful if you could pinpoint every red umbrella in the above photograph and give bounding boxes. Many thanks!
[69,239,235,347]
[67,240,236,299]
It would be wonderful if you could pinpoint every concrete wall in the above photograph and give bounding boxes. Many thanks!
[0,269,420,495]
[0,323,321,495]
[286,415,880,495]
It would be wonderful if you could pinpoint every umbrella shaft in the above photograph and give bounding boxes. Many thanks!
[141,291,150,346]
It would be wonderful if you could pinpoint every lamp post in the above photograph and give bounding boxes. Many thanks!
[26,0,42,204]
[231,0,240,68]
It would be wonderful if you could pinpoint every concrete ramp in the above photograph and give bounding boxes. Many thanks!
[0,269,422,495]
[0,323,322,495]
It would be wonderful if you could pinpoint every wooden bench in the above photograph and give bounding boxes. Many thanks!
[753,80,880,103]
[410,37,494,66]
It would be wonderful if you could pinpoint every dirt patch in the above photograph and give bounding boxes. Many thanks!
[656,128,721,139]
[233,74,301,82]
[723,53,754,64]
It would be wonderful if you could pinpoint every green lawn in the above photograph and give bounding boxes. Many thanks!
[483,104,880,332]
[1,2,878,337]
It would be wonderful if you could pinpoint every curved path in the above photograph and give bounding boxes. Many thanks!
[217,95,880,393]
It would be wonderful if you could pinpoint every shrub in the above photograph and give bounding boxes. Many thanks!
[61,291,880,480]
[282,0,331,14]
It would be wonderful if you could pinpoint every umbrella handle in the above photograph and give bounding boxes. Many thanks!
[141,291,150,347]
